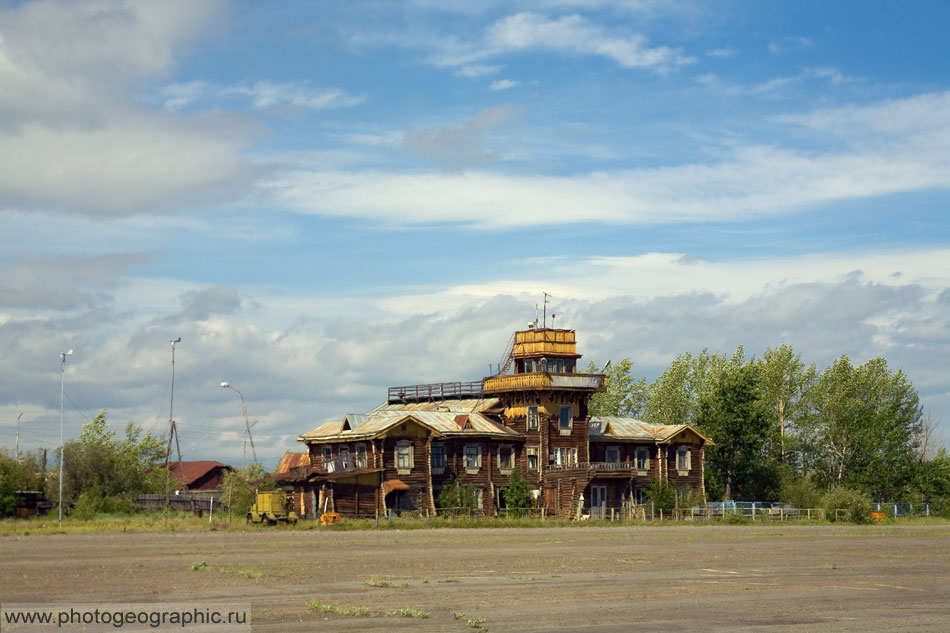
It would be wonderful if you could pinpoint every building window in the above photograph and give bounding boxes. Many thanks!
[355,443,367,468]
[497,445,514,471]
[553,447,577,467]
[605,445,620,464]
[525,359,533,373]
[555,358,564,373]
[431,443,445,473]
[676,446,691,473]
[527,405,539,430]
[321,446,332,462]
[559,405,572,431]
[527,447,538,470]
[396,440,414,473]
[635,447,650,472]
[339,446,351,469]
[464,444,482,472]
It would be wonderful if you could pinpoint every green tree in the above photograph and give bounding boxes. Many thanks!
[220,463,271,517]
[586,358,647,417]
[696,363,773,501]
[503,468,533,510]
[643,477,675,511]
[804,356,922,499]
[436,477,479,510]
[758,344,816,466]
[61,410,166,512]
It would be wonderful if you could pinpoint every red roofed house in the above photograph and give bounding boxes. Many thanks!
[160,460,233,491]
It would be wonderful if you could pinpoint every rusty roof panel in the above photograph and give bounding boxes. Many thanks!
[589,416,711,443]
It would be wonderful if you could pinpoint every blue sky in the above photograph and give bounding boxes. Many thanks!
[2,0,949,465]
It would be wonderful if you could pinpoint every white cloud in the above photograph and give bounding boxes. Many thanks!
[267,92,950,228]
[400,104,525,168]
[490,78,520,90]
[0,0,257,216]
[4,247,950,460]
[431,12,693,71]
[707,47,735,58]
[697,66,858,97]
[160,80,365,112]
[457,64,503,77]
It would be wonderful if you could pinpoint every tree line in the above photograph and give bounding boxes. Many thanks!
[1,409,266,519]
[587,346,950,512]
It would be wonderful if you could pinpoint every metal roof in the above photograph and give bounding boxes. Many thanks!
[299,408,519,442]
[589,416,713,444]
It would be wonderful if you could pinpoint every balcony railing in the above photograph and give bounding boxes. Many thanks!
[388,381,484,403]
[546,462,639,473]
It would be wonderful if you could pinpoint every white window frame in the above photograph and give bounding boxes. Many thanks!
[676,446,691,474]
[431,443,445,474]
[396,440,414,474]
[464,444,482,473]
[354,443,367,469]
[605,445,620,464]
[554,447,578,467]
[635,447,650,474]
[527,405,539,430]
[526,447,538,471]
[497,444,515,472]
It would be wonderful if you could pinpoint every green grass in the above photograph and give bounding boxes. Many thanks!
[388,608,429,618]
[3,512,948,536]
[307,600,373,617]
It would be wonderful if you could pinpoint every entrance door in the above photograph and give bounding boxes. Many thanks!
[590,485,607,517]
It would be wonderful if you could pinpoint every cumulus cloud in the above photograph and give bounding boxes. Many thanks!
[0,0,258,216]
[4,251,949,461]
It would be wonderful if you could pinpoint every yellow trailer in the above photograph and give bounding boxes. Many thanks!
[247,491,298,525]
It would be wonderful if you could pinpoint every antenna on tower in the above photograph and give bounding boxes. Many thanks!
[542,292,551,329]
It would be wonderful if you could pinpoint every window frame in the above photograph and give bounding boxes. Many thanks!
[464,444,482,473]
[527,405,539,430]
[676,446,691,474]
[497,444,515,472]
[395,440,414,474]
[605,445,620,464]
[635,447,650,473]
[526,447,538,471]
[354,443,367,469]
[431,443,445,474]
[558,404,573,433]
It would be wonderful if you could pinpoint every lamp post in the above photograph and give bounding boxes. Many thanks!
[220,382,257,465]
[59,349,72,525]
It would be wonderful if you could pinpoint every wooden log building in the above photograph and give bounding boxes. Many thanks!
[282,327,712,519]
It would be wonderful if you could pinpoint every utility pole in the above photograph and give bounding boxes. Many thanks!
[221,382,257,465]
[15,412,22,462]
[59,349,72,525]
[164,338,186,513]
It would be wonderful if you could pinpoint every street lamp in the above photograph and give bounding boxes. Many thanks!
[220,382,257,465]
[59,349,72,525]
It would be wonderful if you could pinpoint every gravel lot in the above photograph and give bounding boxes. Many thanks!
[2,523,949,632]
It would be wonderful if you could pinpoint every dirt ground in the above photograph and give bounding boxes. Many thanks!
[2,523,949,632]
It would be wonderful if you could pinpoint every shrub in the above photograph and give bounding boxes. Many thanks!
[644,477,675,511]
[822,487,872,524]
